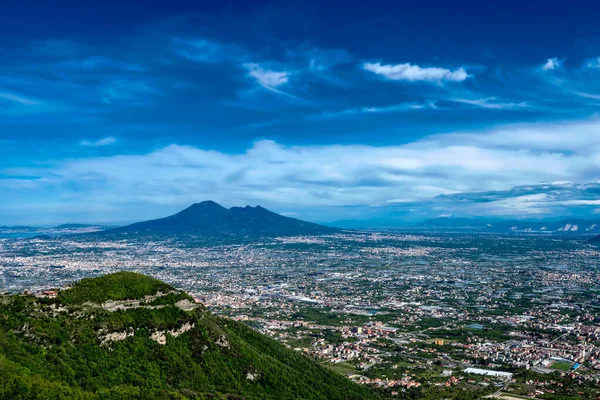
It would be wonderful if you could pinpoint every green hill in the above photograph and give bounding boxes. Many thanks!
[0,272,379,400]
[57,272,176,305]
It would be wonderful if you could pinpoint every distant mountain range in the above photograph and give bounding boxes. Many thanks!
[416,217,600,233]
[7,205,600,239]
[328,217,600,234]
[0,224,115,235]
[107,201,340,237]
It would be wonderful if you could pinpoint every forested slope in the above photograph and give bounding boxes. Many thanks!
[0,272,379,400]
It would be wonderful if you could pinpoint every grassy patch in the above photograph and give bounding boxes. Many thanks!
[324,361,359,376]
[550,362,572,371]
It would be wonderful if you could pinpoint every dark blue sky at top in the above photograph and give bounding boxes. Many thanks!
[2,0,600,225]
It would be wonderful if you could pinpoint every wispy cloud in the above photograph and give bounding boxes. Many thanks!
[363,62,469,82]
[560,199,600,206]
[309,101,435,119]
[287,47,353,86]
[428,182,600,217]
[573,91,600,100]
[173,38,248,63]
[241,63,305,101]
[308,48,352,72]
[244,63,290,91]
[0,91,39,106]
[449,97,529,110]
[101,79,162,105]
[242,119,288,129]
[59,56,147,72]
[80,137,117,147]
[585,56,600,69]
[542,57,562,71]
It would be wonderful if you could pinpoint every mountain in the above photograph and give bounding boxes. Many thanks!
[0,225,40,231]
[54,223,112,229]
[0,272,379,400]
[328,217,600,233]
[416,217,600,233]
[0,224,114,236]
[108,201,340,237]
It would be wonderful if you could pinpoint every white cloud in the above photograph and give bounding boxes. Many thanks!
[363,62,469,82]
[542,57,562,71]
[385,199,413,204]
[310,102,434,119]
[559,199,600,206]
[586,56,600,69]
[173,38,248,63]
[432,118,600,152]
[426,183,600,217]
[0,91,39,106]
[80,137,117,147]
[244,63,290,91]
[10,118,600,218]
[573,91,600,100]
[450,97,529,110]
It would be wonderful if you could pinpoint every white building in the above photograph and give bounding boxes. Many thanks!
[463,367,513,379]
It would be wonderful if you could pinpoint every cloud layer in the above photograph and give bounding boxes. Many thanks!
[244,63,290,91]
[542,57,562,71]
[3,13,600,224]
[363,62,469,82]
[4,117,600,222]
[80,137,117,147]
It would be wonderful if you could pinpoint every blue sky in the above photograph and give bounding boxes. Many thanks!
[2,0,600,225]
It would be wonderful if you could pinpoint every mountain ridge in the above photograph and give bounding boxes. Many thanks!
[0,224,115,233]
[327,216,600,233]
[108,201,341,237]
[417,217,600,233]
[0,272,379,400]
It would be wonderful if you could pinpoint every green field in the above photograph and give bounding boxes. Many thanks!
[324,361,359,376]
[550,362,572,371]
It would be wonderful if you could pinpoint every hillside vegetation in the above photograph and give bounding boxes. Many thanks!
[0,272,379,400]
[57,272,175,304]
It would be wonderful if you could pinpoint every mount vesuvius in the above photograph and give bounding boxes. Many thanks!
[107,201,341,237]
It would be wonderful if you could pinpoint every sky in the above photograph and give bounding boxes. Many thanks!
[2,0,600,225]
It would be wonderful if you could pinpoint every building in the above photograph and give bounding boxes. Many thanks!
[463,368,513,379]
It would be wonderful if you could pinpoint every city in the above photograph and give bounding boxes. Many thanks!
[2,231,599,398]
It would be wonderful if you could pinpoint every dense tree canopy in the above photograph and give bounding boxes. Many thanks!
[0,272,379,400]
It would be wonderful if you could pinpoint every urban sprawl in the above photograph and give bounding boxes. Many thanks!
[2,232,600,399]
